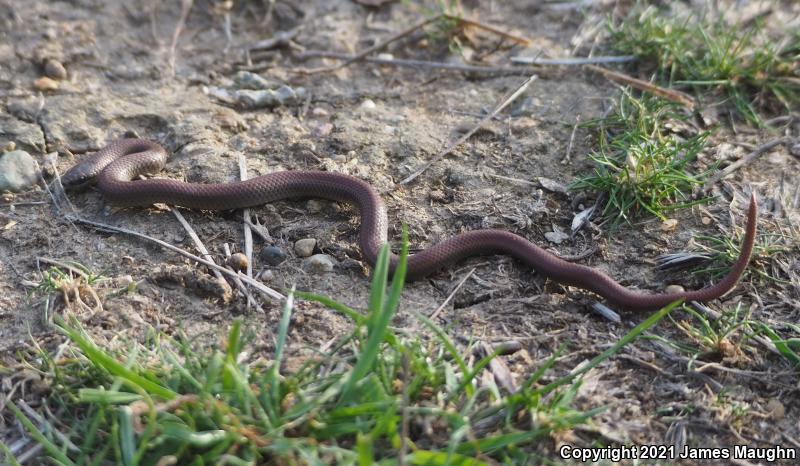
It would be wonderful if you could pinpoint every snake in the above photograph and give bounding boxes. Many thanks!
[62,138,757,311]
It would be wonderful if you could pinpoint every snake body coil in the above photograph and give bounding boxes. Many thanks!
[63,138,757,311]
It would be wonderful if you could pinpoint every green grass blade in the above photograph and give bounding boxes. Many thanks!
[5,400,76,466]
[535,300,681,396]
[57,319,176,400]
[0,440,22,466]
[293,290,367,324]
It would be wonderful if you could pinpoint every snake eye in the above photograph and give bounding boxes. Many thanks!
[61,168,93,191]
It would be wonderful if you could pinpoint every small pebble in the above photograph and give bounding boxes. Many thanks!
[790,143,800,157]
[537,177,567,194]
[701,216,712,225]
[260,246,287,266]
[303,254,335,274]
[765,398,785,420]
[306,199,324,213]
[544,226,569,245]
[358,99,377,113]
[44,59,67,80]
[660,218,678,231]
[226,253,249,271]
[258,269,275,282]
[117,275,134,287]
[311,107,329,117]
[294,238,317,258]
[311,122,333,138]
[33,76,59,91]
[0,150,38,192]
[492,340,523,356]
[665,284,685,294]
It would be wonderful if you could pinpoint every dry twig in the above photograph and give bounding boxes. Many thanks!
[65,215,285,301]
[446,14,531,46]
[297,51,530,75]
[297,13,443,74]
[429,268,475,319]
[168,0,194,75]
[399,74,538,186]
[703,136,794,192]
[585,64,696,110]
[238,152,256,310]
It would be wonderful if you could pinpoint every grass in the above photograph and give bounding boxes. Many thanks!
[26,261,107,325]
[607,3,800,125]
[648,303,800,369]
[570,90,711,225]
[692,230,800,285]
[0,230,680,465]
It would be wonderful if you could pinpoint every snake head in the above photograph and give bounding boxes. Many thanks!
[61,163,97,191]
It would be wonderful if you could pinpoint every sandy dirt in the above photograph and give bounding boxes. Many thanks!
[1,0,799,461]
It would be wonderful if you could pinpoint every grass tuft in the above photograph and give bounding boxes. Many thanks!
[2,228,677,464]
[607,4,800,125]
[571,90,711,224]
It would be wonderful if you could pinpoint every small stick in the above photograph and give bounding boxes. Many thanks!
[296,51,530,75]
[585,64,696,110]
[511,55,635,65]
[18,400,80,452]
[65,215,285,301]
[562,114,581,164]
[399,74,538,186]
[171,207,263,309]
[703,136,794,192]
[35,257,93,279]
[237,152,256,310]
[479,341,518,393]
[170,207,226,283]
[486,173,537,185]
[429,268,475,319]
[298,13,443,74]
[0,201,48,207]
[443,13,531,46]
[168,0,194,75]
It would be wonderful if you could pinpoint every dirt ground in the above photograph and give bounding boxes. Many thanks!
[1,0,799,463]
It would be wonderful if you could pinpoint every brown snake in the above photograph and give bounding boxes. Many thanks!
[62,138,757,311]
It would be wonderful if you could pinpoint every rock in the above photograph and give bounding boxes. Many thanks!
[232,71,277,90]
[235,85,307,109]
[303,254,335,274]
[0,117,46,153]
[0,150,38,192]
[260,246,287,266]
[790,142,800,157]
[358,99,377,113]
[664,284,685,294]
[544,225,569,244]
[226,253,249,271]
[311,107,329,117]
[537,177,568,194]
[44,59,67,80]
[33,76,59,91]
[258,269,275,281]
[294,238,317,257]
